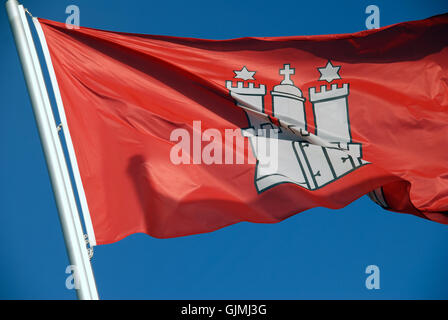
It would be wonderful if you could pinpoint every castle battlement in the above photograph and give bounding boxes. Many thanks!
[309,83,349,102]
[226,80,266,95]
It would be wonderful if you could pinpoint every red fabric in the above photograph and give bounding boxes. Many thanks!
[38,15,448,245]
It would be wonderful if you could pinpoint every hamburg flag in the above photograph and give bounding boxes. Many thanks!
[34,14,448,245]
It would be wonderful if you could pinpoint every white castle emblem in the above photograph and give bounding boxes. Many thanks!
[226,62,368,192]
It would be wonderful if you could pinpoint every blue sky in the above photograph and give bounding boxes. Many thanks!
[1,0,447,299]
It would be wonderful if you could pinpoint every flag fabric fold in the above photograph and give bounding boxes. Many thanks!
[36,14,448,245]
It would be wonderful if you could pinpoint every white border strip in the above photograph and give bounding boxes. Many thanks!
[32,17,97,246]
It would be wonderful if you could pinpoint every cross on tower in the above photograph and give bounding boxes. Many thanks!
[280,64,295,85]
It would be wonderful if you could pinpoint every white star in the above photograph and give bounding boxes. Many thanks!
[234,66,256,81]
[318,61,341,83]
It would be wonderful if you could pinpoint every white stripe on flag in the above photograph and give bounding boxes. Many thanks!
[32,18,97,246]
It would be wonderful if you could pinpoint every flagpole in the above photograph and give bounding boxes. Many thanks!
[6,0,99,300]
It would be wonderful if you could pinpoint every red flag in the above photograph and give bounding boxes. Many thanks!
[35,14,448,245]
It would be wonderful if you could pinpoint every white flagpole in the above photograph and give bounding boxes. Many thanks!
[6,0,99,300]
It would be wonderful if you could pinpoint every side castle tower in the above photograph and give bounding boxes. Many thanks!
[226,63,367,192]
